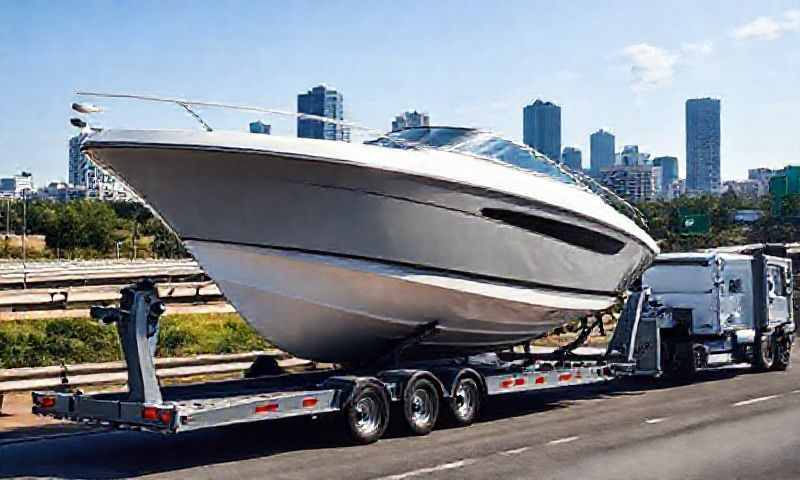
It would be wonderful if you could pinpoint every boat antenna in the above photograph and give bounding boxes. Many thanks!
[75,91,384,136]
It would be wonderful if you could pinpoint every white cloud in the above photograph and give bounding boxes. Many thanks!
[681,41,714,56]
[621,44,680,92]
[733,10,800,40]
[619,41,713,93]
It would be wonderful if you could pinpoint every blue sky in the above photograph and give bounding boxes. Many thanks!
[1,1,799,182]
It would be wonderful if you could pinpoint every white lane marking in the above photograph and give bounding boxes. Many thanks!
[547,436,580,445]
[500,446,530,456]
[732,395,780,407]
[644,417,667,424]
[791,389,800,394]
[374,459,476,480]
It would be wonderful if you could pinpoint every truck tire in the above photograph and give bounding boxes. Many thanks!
[772,333,793,371]
[402,377,440,436]
[343,384,390,445]
[446,376,481,427]
[753,333,775,372]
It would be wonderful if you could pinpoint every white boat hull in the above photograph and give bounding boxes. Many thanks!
[186,240,614,361]
[82,129,658,362]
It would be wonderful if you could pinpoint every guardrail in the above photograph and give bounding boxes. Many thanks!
[0,281,223,315]
[0,259,204,289]
[0,350,315,413]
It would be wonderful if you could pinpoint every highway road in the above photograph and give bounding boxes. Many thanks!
[2,356,800,479]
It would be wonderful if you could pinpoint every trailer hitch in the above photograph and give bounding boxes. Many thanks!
[90,279,166,403]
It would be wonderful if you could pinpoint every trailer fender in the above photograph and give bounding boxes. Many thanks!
[432,367,487,400]
[321,376,390,410]
[377,370,446,402]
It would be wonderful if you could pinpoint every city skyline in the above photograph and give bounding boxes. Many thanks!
[2,2,799,182]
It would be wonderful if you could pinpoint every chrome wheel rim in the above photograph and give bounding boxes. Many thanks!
[454,381,476,420]
[354,396,381,436]
[410,388,434,428]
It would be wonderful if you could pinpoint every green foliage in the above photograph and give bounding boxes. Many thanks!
[0,318,120,368]
[638,192,800,252]
[1,199,188,259]
[0,313,270,369]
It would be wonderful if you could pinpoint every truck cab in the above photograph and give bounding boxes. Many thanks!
[611,252,795,376]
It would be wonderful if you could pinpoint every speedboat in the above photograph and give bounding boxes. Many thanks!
[82,126,659,362]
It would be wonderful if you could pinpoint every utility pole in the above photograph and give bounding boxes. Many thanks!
[22,190,27,289]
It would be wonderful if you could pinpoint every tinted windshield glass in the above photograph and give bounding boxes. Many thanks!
[367,127,648,230]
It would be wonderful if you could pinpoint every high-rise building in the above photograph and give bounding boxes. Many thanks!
[686,98,721,193]
[748,167,777,196]
[561,146,582,171]
[599,165,655,203]
[392,111,430,131]
[0,172,33,199]
[523,99,561,162]
[249,121,271,134]
[653,156,679,192]
[68,134,133,201]
[615,145,650,167]
[590,129,615,177]
[297,84,350,142]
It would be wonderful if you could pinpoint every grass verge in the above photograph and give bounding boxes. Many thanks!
[0,313,270,369]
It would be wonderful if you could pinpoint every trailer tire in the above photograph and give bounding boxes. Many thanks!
[753,333,775,372]
[343,384,390,445]
[446,376,481,427]
[402,377,440,436]
[772,333,793,371]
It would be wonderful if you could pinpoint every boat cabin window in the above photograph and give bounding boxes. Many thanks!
[368,126,649,231]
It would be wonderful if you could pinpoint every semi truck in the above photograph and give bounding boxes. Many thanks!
[31,250,795,444]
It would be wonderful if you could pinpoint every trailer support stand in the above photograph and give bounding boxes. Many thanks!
[90,280,166,404]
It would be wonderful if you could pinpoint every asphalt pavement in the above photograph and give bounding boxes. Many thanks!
[2,355,799,479]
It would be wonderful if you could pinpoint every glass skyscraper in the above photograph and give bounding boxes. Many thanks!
[522,100,561,162]
[653,156,679,191]
[561,146,582,171]
[391,111,430,132]
[590,129,615,177]
[685,98,720,193]
[297,84,350,142]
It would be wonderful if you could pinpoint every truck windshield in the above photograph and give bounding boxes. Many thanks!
[367,126,648,230]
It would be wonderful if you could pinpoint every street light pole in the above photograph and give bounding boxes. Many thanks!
[22,190,27,289]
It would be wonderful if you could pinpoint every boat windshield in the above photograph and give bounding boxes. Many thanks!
[367,126,648,230]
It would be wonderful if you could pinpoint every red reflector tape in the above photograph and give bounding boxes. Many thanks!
[559,373,573,382]
[535,376,546,385]
[302,397,318,408]
[255,403,279,414]
[500,378,514,388]
[38,396,56,408]
[514,378,525,386]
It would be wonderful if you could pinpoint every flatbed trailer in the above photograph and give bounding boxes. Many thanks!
[31,280,617,444]
[33,251,795,444]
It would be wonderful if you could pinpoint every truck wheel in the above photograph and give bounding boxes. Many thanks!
[402,377,440,436]
[343,384,389,445]
[772,334,793,371]
[753,333,775,372]
[447,376,481,427]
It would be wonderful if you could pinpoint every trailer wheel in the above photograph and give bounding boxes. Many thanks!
[447,376,481,427]
[402,377,440,436]
[753,333,775,372]
[772,333,793,371]
[343,384,389,445]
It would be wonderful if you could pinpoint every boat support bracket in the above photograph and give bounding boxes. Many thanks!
[90,279,167,404]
